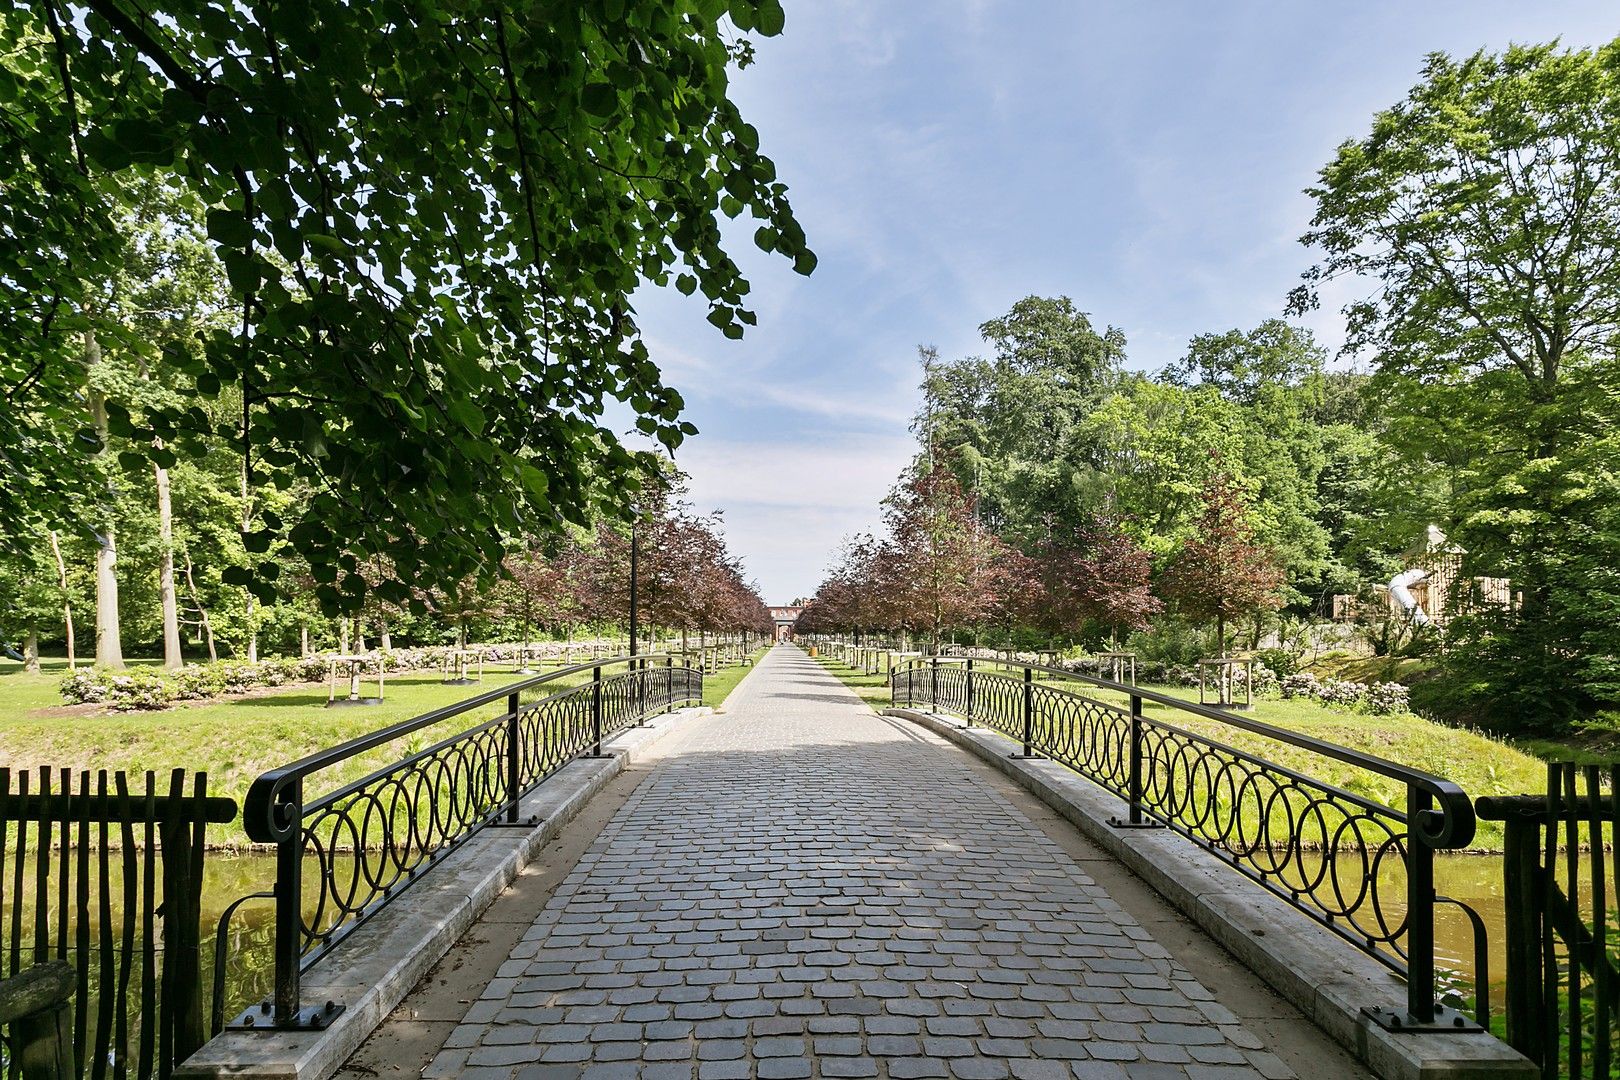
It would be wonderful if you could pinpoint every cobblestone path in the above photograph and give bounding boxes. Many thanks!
[428,645,1295,1080]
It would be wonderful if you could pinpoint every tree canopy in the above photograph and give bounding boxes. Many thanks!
[2,0,811,611]
[1295,38,1620,724]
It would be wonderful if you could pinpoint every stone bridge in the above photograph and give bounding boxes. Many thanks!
[184,646,1528,1080]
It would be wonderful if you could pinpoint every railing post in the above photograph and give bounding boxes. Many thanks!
[1127,693,1144,825]
[1021,667,1034,757]
[505,691,521,824]
[1406,785,1437,1025]
[591,665,603,756]
[965,657,975,727]
[1501,817,1542,1061]
[930,656,938,708]
[665,656,673,712]
[272,778,303,1028]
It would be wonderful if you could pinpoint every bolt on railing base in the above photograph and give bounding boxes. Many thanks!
[1106,815,1164,830]
[1008,751,1042,760]
[227,999,345,1032]
[489,813,542,828]
[1361,1004,1481,1034]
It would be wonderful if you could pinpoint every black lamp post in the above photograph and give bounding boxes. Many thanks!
[628,514,639,659]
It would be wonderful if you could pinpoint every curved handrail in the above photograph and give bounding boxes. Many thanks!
[243,653,686,843]
[893,654,1475,849]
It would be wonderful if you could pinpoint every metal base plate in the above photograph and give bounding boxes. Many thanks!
[1008,752,1042,760]
[1107,816,1164,830]
[326,697,383,708]
[1361,1004,1481,1033]
[490,815,541,828]
[227,1000,346,1031]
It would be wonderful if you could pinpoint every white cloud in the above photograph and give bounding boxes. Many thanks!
[674,434,915,601]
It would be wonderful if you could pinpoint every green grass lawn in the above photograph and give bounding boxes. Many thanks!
[0,654,721,847]
[815,654,1547,851]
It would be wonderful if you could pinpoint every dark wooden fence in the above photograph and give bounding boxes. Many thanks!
[1478,763,1620,1079]
[0,768,236,1079]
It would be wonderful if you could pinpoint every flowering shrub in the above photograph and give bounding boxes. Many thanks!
[1236,662,1278,695]
[1280,673,1321,699]
[1363,681,1411,716]
[1316,679,1366,708]
[1276,671,1412,716]
[59,669,114,704]
[56,638,634,711]
[60,669,177,711]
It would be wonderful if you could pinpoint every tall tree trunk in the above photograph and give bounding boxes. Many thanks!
[48,531,76,671]
[355,617,366,653]
[1216,613,1226,658]
[337,618,350,655]
[93,525,123,670]
[379,620,391,651]
[300,625,310,657]
[87,331,124,669]
[156,460,182,669]
[23,629,39,674]
[181,547,218,662]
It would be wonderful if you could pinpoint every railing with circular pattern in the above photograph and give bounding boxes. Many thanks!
[239,655,700,1029]
[891,655,1484,1032]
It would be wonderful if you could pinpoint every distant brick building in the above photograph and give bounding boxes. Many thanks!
[768,607,803,642]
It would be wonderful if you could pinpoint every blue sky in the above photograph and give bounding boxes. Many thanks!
[632,1,1618,605]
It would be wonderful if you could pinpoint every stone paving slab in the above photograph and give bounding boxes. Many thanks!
[427,646,1293,1080]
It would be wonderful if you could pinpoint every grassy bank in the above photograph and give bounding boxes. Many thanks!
[0,653,748,847]
[814,654,1546,851]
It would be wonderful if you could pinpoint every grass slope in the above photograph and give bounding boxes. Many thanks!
[0,654,739,847]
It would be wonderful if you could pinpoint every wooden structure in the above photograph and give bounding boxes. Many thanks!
[1094,651,1137,685]
[506,645,546,674]
[441,648,485,686]
[1197,657,1254,710]
[0,961,75,1079]
[0,768,235,1078]
[326,654,384,706]
[1477,764,1620,1079]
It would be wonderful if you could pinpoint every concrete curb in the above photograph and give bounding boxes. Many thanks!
[177,707,709,1080]
[882,707,1533,1080]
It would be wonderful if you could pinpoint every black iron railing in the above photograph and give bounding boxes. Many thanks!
[892,655,1483,1032]
[236,654,700,1030]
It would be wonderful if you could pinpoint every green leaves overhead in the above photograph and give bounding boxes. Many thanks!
[2,0,814,611]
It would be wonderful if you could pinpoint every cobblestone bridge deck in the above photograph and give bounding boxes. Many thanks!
[353,645,1367,1080]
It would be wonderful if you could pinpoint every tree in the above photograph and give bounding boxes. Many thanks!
[1292,38,1620,724]
[4,0,813,613]
[883,460,1012,649]
[919,296,1125,535]
[1160,471,1285,656]
[1031,514,1161,647]
[0,539,64,672]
